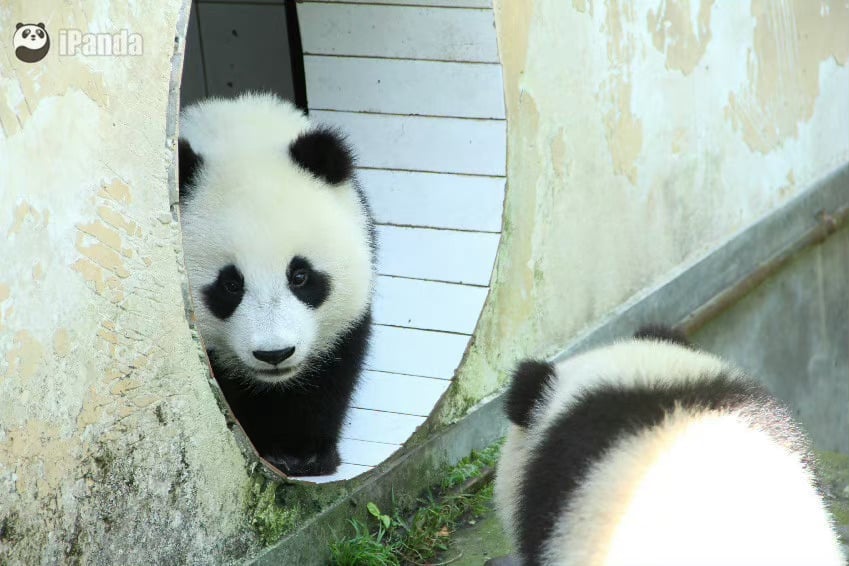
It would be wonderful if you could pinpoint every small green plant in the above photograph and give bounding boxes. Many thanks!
[441,442,501,490]
[368,502,392,530]
[330,515,399,566]
[329,442,501,565]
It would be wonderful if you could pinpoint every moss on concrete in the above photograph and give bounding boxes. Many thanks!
[440,503,512,566]
[816,450,849,548]
[245,476,303,547]
[244,468,353,548]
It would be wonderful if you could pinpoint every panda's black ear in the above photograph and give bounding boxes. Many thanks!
[633,324,692,347]
[178,138,203,201]
[37,23,46,29]
[289,127,354,186]
[504,359,556,429]
[16,23,23,29]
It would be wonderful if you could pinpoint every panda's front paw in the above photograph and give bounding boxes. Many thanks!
[265,448,341,477]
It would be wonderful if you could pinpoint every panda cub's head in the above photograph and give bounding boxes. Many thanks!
[178,93,374,385]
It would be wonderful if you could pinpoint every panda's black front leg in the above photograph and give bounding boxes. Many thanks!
[265,445,341,477]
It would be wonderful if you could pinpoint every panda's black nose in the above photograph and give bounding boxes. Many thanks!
[253,347,295,365]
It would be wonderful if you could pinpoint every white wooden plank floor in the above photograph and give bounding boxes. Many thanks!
[374,276,489,334]
[353,371,452,416]
[375,226,500,286]
[312,111,507,176]
[305,56,505,119]
[298,3,500,63]
[359,169,505,232]
[294,0,504,483]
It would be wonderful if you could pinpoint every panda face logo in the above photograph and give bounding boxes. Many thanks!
[13,23,50,63]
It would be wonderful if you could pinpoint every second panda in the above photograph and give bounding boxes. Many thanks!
[495,326,844,565]
[178,93,375,476]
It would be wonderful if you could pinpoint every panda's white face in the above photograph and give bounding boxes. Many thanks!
[179,94,374,385]
[14,24,48,50]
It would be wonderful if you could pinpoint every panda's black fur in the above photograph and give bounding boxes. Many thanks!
[178,94,375,476]
[209,314,372,476]
[495,325,844,565]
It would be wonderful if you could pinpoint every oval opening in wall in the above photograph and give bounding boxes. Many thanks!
[178,0,506,483]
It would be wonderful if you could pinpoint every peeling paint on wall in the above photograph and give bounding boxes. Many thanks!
[647,0,714,75]
[726,0,849,153]
[601,0,644,185]
[0,1,259,563]
[446,0,849,423]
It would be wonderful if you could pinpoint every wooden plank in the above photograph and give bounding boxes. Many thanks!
[375,226,500,286]
[311,111,505,176]
[180,3,207,107]
[305,56,505,119]
[365,325,469,379]
[196,3,296,101]
[303,0,491,8]
[374,276,488,334]
[298,3,499,63]
[353,370,451,416]
[359,169,505,232]
[342,407,426,444]
[338,438,401,466]
[299,463,372,483]
[200,0,283,3]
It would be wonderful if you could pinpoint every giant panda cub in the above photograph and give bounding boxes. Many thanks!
[495,326,844,565]
[178,93,375,476]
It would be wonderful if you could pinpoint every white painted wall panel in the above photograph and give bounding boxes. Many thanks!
[293,0,507,482]
[376,226,500,286]
[305,56,505,119]
[304,0,491,7]
[352,371,451,416]
[299,3,499,63]
[343,408,426,444]
[374,276,488,334]
[366,325,470,379]
[301,463,373,484]
[338,438,401,466]
[359,169,505,232]
[311,111,506,176]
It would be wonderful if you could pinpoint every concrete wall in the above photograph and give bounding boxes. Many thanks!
[1,0,847,563]
[442,0,849,421]
[695,226,849,453]
[0,1,264,563]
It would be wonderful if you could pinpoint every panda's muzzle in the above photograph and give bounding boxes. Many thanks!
[253,347,295,366]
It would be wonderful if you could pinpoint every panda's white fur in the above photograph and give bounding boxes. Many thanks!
[178,93,375,476]
[180,93,373,382]
[495,328,844,566]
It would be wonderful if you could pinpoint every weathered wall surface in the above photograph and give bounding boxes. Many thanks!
[695,226,849,453]
[444,0,849,419]
[0,1,261,563]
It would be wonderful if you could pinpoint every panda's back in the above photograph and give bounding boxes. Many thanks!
[497,337,844,566]
[536,389,840,565]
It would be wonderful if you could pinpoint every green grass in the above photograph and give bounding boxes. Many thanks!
[329,443,501,566]
[330,518,400,566]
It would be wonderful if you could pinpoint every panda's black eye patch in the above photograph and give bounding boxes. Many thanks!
[288,256,330,308]
[36,29,45,38]
[203,264,244,319]
[22,29,30,38]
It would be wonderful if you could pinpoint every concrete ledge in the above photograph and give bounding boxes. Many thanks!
[252,162,849,564]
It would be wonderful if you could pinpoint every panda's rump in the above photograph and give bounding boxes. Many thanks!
[547,410,843,566]
[515,375,840,566]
